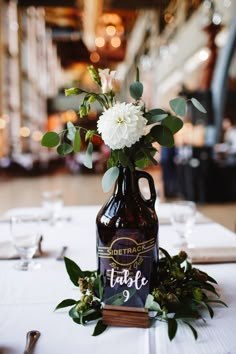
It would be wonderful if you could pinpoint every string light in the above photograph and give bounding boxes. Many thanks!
[106,25,116,36]
[20,126,30,137]
[110,36,121,48]
[95,37,105,48]
[90,52,100,63]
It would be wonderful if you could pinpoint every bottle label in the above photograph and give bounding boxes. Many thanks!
[98,237,155,269]
[98,229,156,307]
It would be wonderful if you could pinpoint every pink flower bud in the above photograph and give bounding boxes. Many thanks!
[98,68,120,94]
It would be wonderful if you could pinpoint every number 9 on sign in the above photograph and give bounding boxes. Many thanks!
[123,290,130,302]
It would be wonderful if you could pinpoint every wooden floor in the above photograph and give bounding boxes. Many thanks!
[0,169,236,232]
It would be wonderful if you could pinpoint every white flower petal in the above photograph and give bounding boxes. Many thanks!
[97,102,147,150]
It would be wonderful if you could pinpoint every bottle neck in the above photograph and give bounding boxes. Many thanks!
[114,166,137,197]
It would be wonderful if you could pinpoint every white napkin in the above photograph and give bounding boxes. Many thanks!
[158,214,212,225]
[0,241,18,259]
[0,238,47,259]
[186,246,236,264]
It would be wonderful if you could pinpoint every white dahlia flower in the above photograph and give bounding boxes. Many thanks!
[97,102,147,150]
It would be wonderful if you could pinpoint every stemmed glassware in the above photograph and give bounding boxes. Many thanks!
[10,214,41,271]
[41,190,64,226]
[170,201,196,248]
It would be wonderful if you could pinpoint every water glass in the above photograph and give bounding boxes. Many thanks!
[170,201,196,248]
[42,190,63,225]
[11,215,41,271]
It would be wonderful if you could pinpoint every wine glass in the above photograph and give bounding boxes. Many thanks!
[10,215,41,271]
[170,201,196,248]
[41,190,64,226]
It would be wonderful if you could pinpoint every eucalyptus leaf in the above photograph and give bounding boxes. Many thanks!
[146,109,168,125]
[145,294,154,309]
[54,299,77,311]
[102,166,119,193]
[57,143,73,156]
[84,142,93,169]
[145,294,161,312]
[67,121,76,141]
[73,130,81,152]
[150,301,161,312]
[170,97,186,117]
[64,257,84,286]
[167,318,178,341]
[148,108,167,116]
[190,98,207,113]
[150,125,174,147]
[129,82,143,100]
[147,114,169,125]
[92,320,107,336]
[162,115,183,134]
[41,132,60,148]
[69,305,80,319]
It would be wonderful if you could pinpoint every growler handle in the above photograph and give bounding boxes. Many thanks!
[135,170,156,208]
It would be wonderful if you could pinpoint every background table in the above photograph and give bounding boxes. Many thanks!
[0,204,236,354]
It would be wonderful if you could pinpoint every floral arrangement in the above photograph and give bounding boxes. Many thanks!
[41,66,206,192]
[55,248,227,340]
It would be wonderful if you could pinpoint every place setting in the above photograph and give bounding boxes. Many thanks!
[167,200,236,264]
[0,212,69,269]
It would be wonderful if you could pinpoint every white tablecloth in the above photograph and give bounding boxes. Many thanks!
[0,204,236,354]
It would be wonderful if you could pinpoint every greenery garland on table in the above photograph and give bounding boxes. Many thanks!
[55,248,227,340]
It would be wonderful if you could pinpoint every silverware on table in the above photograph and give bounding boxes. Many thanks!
[23,330,40,354]
[37,235,44,256]
[56,246,68,261]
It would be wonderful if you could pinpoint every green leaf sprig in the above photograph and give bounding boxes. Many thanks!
[55,249,227,340]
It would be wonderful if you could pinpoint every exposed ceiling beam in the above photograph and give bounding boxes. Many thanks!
[80,0,103,52]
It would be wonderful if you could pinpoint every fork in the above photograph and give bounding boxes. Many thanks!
[56,246,68,261]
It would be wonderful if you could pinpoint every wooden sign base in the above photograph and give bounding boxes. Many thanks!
[102,305,149,328]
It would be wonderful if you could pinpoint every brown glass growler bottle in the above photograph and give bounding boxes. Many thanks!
[96,166,159,307]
